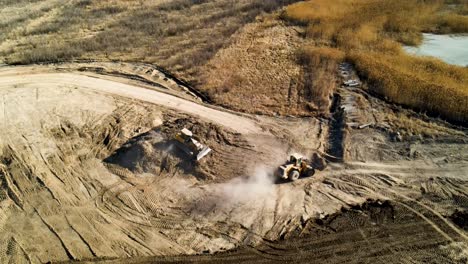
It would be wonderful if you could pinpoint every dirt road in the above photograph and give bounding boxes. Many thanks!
[0,65,467,263]
[0,71,262,135]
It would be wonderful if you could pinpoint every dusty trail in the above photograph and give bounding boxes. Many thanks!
[0,72,262,135]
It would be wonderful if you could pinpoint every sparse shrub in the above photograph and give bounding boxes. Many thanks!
[8,44,82,64]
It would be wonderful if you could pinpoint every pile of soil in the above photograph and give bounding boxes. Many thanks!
[104,114,254,182]
[450,210,468,231]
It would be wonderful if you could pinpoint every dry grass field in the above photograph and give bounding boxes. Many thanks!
[283,0,468,123]
[0,0,297,82]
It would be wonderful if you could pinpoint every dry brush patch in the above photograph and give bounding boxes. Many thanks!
[198,18,307,116]
[350,52,468,123]
[299,46,345,113]
[385,111,466,138]
[283,0,468,124]
[2,0,299,82]
[197,15,345,117]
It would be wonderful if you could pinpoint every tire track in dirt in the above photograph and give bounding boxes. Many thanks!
[65,216,98,258]
[34,208,76,260]
[101,165,202,232]
[393,194,468,242]
[332,162,468,245]
[396,201,455,242]
[0,95,5,124]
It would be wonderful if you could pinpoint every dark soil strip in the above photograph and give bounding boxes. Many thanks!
[327,94,346,161]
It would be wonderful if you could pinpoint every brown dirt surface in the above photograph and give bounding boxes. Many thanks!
[0,64,467,264]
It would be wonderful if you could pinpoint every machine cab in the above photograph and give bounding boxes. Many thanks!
[180,128,193,142]
[290,154,302,166]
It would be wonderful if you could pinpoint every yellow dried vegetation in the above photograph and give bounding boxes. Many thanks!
[284,0,468,124]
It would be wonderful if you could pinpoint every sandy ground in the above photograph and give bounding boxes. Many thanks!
[0,64,467,263]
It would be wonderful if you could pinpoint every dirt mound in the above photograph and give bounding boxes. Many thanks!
[105,115,254,182]
[450,210,468,231]
[317,199,395,229]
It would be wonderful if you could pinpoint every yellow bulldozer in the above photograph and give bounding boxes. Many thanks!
[174,128,212,161]
[276,153,324,181]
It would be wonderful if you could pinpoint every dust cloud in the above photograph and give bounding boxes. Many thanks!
[190,166,277,215]
[218,166,276,204]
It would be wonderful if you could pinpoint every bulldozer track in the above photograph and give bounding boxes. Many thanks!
[333,167,467,245]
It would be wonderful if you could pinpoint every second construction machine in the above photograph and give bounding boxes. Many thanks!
[276,153,326,181]
[174,128,212,161]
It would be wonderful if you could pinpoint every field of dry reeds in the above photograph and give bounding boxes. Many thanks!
[284,0,468,123]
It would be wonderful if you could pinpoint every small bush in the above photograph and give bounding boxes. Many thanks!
[436,14,468,33]
[8,44,82,64]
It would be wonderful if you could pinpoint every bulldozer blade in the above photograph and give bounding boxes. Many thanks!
[174,141,195,156]
[196,147,212,161]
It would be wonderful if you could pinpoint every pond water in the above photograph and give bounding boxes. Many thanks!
[404,33,468,67]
